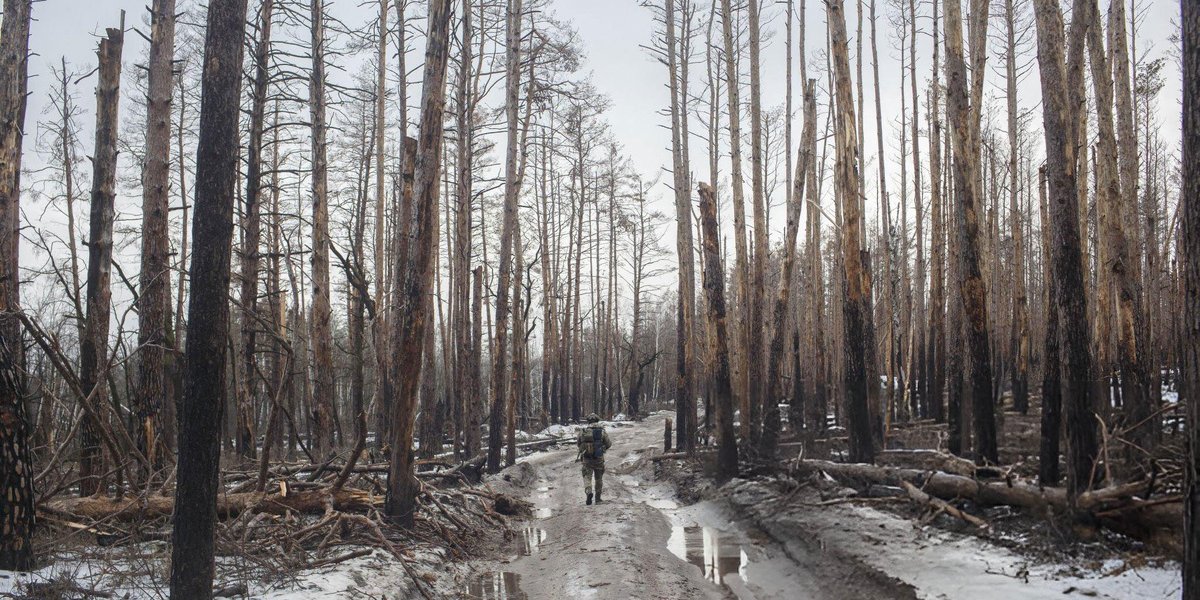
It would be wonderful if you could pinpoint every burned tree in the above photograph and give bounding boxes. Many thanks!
[136,0,177,472]
[1032,0,1097,497]
[0,0,33,573]
[827,0,874,464]
[309,0,336,458]
[489,0,525,473]
[698,182,737,481]
[1182,0,1199,590]
[762,80,817,455]
[79,20,125,496]
[168,0,249,596]
[385,0,452,525]
[942,0,997,465]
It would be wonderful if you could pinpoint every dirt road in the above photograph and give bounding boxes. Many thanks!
[462,413,914,600]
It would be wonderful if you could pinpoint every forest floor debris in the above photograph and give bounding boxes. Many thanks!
[2,432,562,599]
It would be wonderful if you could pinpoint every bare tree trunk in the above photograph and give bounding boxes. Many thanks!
[747,0,768,448]
[667,0,696,452]
[719,0,750,440]
[1032,0,1098,498]
[489,0,523,473]
[79,21,124,496]
[1182,0,1200,591]
[309,0,336,458]
[469,265,483,452]
[827,0,874,464]
[927,1,946,425]
[943,0,997,465]
[698,182,738,480]
[385,0,451,524]
[136,0,177,474]
[538,131,556,427]
[1038,166,1062,485]
[1081,0,1153,461]
[454,0,474,461]
[373,0,389,455]
[763,81,816,455]
[168,0,248,595]
[1003,0,1029,416]
[0,0,34,572]
[508,219,524,465]
[236,0,272,462]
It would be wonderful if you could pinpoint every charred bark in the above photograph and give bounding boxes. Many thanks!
[168,0,249,596]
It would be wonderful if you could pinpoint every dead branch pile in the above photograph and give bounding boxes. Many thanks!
[794,458,1182,554]
[35,453,533,596]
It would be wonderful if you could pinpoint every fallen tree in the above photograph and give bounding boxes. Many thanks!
[794,459,1181,553]
[41,486,379,521]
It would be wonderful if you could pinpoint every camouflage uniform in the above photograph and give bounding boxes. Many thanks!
[577,423,612,503]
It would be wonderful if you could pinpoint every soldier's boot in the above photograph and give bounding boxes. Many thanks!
[595,478,603,504]
[585,490,593,505]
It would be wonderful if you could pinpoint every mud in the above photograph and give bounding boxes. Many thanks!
[465,413,917,600]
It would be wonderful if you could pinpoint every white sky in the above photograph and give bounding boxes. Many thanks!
[11,0,1185,337]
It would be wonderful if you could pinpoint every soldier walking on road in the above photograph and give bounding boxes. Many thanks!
[577,413,612,505]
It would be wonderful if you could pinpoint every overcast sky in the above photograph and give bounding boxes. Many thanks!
[21,0,1183,219]
[11,0,1186,325]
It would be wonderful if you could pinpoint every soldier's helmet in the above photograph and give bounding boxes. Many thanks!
[586,413,600,423]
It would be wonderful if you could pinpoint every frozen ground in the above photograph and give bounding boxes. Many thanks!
[465,412,1181,600]
[463,413,914,599]
[724,478,1180,600]
[4,413,1180,599]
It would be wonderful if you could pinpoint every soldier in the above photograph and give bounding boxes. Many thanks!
[577,413,612,505]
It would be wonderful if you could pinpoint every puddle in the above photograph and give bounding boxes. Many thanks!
[667,526,748,589]
[645,498,679,510]
[464,571,528,600]
[533,507,553,519]
[511,526,547,556]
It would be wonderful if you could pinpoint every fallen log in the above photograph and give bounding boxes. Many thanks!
[41,487,380,521]
[795,459,1181,552]
[900,480,989,530]
[876,450,985,478]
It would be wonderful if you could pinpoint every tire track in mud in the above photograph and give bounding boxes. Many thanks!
[461,414,914,600]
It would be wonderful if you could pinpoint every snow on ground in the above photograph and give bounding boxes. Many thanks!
[724,479,1181,600]
[537,423,577,437]
[0,544,440,599]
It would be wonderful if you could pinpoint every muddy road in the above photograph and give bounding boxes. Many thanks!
[461,413,914,600]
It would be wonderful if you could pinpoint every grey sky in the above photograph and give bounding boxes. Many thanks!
[12,0,1185,327]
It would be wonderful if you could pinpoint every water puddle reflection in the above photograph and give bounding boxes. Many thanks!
[512,526,547,556]
[533,506,553,519]
[464,571,528,600]
[667,526,748,589]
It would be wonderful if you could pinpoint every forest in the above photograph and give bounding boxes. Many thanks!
[0,0,1198,598]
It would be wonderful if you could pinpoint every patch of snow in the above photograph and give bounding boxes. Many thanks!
[819,502,1179,600]
[538,423,579,437]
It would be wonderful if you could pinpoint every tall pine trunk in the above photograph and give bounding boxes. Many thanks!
[698,182,738,481]
[79,22,124,496]
[763,81,816,455]
[309,0,336,458]
[943,0,997,464]
[1032,0,1098,498]
[0,0,34,572]
[666,0,696,452]
[137,0,177,473]
[385,0,452,524]
[827,0,874,464]
[489,0,524,472]
[237,0,272,462]
[169,0,249,595]
[1180,0,1199,591]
